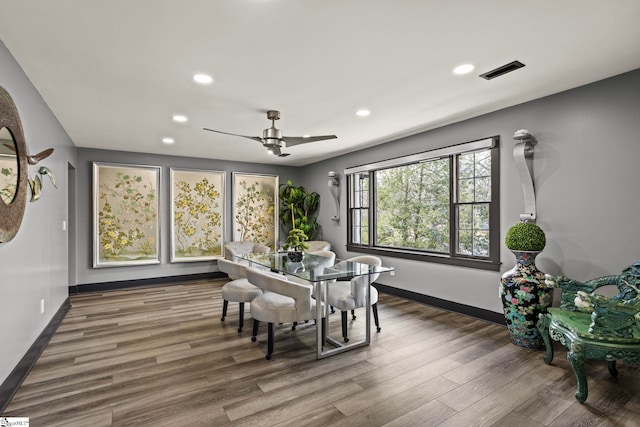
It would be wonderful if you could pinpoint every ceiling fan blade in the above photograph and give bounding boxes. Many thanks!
[203,128,263,143]
[283,135,337,147]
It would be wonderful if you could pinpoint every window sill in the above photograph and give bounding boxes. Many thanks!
[346,244,502,271]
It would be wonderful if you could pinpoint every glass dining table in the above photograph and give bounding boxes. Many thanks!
[240,251,394,359]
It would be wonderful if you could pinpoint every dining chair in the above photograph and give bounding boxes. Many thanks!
[306,240,331,252]
[324,255,382,342]
[224,241,270,279]
[286,250,336,331]
[217,258,263,333]
[246,266,325,360]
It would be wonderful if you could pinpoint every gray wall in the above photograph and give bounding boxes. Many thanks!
[303,69,640,314]
[0,40,76,384]
[75,148,301,285]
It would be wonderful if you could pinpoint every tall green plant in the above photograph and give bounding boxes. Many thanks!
[279,180,320,240]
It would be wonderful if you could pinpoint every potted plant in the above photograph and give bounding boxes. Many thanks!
[499,221,552,349]
[279,180,320,241]
[505,221,546,252]
[282,204,309,262]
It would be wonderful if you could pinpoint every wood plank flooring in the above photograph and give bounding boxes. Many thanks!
[3,278,640,426]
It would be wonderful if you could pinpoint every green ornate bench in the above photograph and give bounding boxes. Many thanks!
[537,262,640,402]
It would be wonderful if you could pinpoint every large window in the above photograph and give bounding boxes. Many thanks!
[346,137,500,270]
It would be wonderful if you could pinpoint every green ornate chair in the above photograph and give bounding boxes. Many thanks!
[537,262,640,402]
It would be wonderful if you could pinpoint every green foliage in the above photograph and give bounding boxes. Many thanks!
[374,151,492,256]
[375,159,451,253]
[505,222,546,251]
[283,228,309,252]
[282,203,309,252]
[279,180,320,240]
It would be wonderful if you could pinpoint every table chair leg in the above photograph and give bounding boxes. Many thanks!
[251,319,259,342]
[238,302,245,333]
[267,322,275,360]
[341,311,349,342]
[608,360,619,377]
[373,303,381,332]
[221,300,228,321]
[321,317,327,345]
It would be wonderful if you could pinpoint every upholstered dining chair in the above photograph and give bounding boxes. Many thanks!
[246,266,325,360]
[324,255,382,342]
[217,258,263,333]
[285,250,336,331]
[306,240,331,252]
[285,250,336,286]
[224,241,270,280]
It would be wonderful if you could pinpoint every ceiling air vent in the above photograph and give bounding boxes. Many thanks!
[479,60,525,80]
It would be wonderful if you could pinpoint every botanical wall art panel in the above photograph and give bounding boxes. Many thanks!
[232,172,278,250]
[170,168,225,262]
[93,162,160,267]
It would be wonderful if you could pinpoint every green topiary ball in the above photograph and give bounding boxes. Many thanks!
[505,222,546,251]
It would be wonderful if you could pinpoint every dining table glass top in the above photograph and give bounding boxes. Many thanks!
[240,251,394,283]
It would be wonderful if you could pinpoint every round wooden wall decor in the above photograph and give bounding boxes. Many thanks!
[0,86,28,242]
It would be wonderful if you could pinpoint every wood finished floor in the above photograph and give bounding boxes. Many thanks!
[3,278,640,426]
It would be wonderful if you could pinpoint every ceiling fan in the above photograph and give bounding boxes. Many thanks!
[203,110,337,157]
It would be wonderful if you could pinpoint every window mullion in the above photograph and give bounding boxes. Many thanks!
[369,171,375,247]
[449,155,456,257]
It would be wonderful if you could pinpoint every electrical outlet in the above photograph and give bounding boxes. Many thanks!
[40,299,45,314]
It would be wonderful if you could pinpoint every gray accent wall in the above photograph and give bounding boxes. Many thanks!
[0,40,76,384]
[75,148,300,286]
[302,69,640,314]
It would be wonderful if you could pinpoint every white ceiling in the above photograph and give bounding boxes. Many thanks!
[1,1,639,166]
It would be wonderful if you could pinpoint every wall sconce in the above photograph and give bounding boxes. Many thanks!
[328,171,340,222]
[513,129,537,222]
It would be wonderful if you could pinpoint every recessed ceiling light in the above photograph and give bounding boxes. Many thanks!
[302,135,311,138]
[172,115,188,123]
[453,63,475,75]
[356,109,371,117]
[193,73,213,84]
[162,137,175,144]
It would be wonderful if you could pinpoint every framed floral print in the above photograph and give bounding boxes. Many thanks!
[93,162,160,267]
[232,172,278,251]
[170,168,225,262]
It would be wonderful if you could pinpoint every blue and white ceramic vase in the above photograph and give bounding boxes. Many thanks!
[499,251,552,349]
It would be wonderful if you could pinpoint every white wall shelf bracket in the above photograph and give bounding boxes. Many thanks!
[513,129,537,222]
